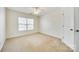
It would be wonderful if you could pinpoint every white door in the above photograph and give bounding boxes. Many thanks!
[63,8,74,27]
[63,27,74,49]
[74,8,79,52]
[63,7,74,50]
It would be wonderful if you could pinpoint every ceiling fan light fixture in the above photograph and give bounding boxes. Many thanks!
[33,7,41,15]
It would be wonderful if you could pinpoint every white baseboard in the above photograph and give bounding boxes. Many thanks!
[39,32,62,40]
[7,32,39,39]
[62,39,74,51]
[39,32,62,41]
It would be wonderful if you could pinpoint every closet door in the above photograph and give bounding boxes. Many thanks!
[63,7,74,27]
[63,7,74,50]
[63,27,74,49]
[74,8,79,51]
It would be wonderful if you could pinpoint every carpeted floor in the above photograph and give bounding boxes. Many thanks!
[2,33,73,52]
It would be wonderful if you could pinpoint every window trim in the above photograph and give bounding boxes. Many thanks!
[18,17,34,32]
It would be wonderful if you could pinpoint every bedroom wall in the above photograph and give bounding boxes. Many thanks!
[6,9,40,38]
[0,8,6,50]
[40,8,63,39]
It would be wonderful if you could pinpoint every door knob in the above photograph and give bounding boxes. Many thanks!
[70,29,73,31]
[76,30,79,32]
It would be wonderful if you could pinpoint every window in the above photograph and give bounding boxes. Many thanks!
[27,19,34,30]
[18,17,34,31]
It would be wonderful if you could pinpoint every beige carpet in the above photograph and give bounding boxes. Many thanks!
[2,33,73,52]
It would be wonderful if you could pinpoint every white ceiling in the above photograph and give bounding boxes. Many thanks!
[7,7,62,16]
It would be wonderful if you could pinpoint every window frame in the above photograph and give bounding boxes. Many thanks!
[18,17,34,31]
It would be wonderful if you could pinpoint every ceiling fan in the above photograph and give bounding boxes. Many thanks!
[33,7,41,15]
